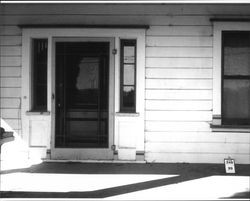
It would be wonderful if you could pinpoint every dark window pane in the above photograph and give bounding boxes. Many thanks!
[124,65,135,85]
[32,39,48,111]
[222,32,250,125]
[123,86,135,108]
[223,79,250,124]
[223,32,250,76]
[120,39,136,112]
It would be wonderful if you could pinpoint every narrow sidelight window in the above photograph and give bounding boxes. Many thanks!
[222,31,250,125]
[120,39,136,112]
[32,39,48,111]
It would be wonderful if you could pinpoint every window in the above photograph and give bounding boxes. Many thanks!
[32,39,48,111]
[222,31,250,125]
[120,39,136,112]
[211,21,250,130]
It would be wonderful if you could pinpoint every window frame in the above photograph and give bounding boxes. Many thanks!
[119,39,137,113]
[221,31,250,125]
[212,21,250,130]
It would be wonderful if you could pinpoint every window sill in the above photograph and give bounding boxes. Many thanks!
[26,111,50,115]
[115,112,140,117]
[210,124,250,133]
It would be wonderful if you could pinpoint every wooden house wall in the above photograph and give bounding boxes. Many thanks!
[0,4,249,163]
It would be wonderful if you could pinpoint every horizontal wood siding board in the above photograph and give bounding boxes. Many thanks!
[145,121,211,132]
[18,24,150,29]
[0,36,21,46]
[0,67,21,77]
[147,26,212,36]
[146,47,212,58]
[0,46,21,56]
[146,79,212,90]
[0,88,21,97]
[145,132,250,143]
[0,26,22,36]
[2,4,250,15]
[0,98,21,109]
[145,100,212,111]
[0,16,211,26]
[1,108,20,119]
[3,118,21,130]
[146,68,212,78]
[145,111,212,121]
[146,58,212,68]
[0,56,21,67]
[145,142,250,154]
[146,36,212,47]
[0,77,21,87]
[145,153,250,164]
[146,89,212,100]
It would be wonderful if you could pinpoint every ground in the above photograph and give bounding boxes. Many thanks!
[0,162,249,200]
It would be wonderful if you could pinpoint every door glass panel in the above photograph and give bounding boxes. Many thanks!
[55,42,109,148]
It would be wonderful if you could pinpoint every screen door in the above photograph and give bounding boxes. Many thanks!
[52,40,114,160]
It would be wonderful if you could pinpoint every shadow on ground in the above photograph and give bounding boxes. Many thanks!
[0,162,250,199]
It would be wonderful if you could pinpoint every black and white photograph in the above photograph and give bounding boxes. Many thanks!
[0,0,250,200]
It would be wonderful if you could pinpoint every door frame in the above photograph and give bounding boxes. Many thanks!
[21,27,146,161]
[51,37,115,160]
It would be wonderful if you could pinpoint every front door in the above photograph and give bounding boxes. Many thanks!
[51,39,114,160]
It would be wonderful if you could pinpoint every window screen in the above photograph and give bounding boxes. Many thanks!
[222,31,250,125]
[32,39,48,111]
[120,39,136,112]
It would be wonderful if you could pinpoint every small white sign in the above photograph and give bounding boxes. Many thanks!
[224,158,235,174]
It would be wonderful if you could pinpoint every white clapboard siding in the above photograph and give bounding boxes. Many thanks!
[146,36,212,47]
[0,46,21,56]
[0,56,21,67]
[0,15,211,26]
[147,26,212,36]
[145,121,211,132]
[1,108,19,119]
[145,132,250,143]
[146,111,212,121]
[0,67,21,77]
[146,89,212,100]
[146,47,212,58]
[0,77,21,87]
[146,68,212,79]
[146,58,212,68]
[0,36,22,46]
[2,4,250,15]
[145,153,250,164]
[0,98,21,109]
[3,118,20,131]
[145,142,250,154]
[146,100,212,111]
[0,26,22,36]
[0,88,21,97]
[146,79,212,89]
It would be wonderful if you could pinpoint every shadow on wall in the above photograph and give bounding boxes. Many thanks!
[0,119,42,171]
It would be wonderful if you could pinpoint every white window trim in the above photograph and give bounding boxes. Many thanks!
[212,21,250,131]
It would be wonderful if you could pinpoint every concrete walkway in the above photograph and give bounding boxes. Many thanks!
[0,162,249,200]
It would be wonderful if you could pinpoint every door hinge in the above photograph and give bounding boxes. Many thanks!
[112,49,117,55]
